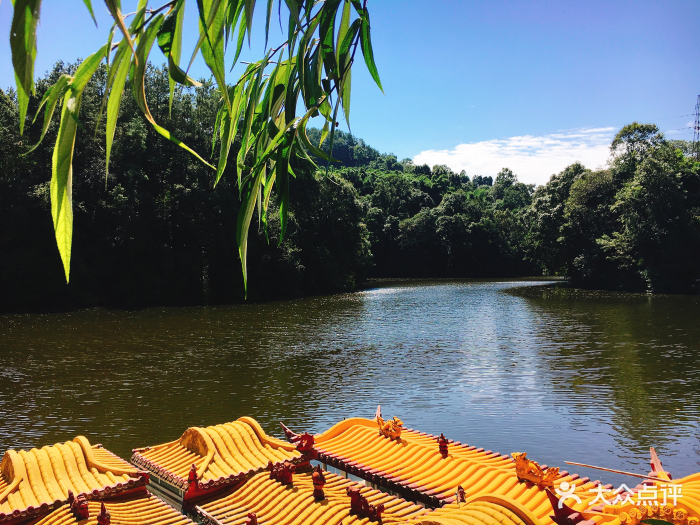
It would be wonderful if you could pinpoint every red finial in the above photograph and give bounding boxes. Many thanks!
[437,433,449,458]
[97,502,111,525]
[245,512,258,525]
[312,465,326,501]
[188,464,198,486]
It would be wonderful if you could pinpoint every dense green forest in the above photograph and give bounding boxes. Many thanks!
[1,64,699,311]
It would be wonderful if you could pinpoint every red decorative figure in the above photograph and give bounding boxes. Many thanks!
[437,433,449,458]
[97,502,111,525]
[269,460,295,485]
[188,464,198,487]
[297,433,315,452]
[347,486,384,522]
[312,465,326,501]
[456,485,466,503]
[245,512,258,525]
[69,491,89,521]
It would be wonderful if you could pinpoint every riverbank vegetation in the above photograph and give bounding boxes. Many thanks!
[1,65,698,311]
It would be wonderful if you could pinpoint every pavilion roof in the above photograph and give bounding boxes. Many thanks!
[0,437,146,525]
[131,417,301,496]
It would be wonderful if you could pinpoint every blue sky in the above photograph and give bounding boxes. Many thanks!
[1,0,698,184]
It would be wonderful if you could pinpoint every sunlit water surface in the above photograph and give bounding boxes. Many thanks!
[1,280,699,486]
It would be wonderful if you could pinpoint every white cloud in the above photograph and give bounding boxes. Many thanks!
[413,127,616,186]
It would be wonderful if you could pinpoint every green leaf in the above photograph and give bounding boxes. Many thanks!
[105,41,131,178]
[132,14,215,169]
[82,0,97,25]
[49,44,107,283]
[336,0,351,66]
[51,90,78,283]
[319,119,329,146]
[338,18,360,74]
[232,4,247,66]
[298,105,340,163]
[186,0,223,80]
[244,0,256,46]
[158,0,202,113]
[325,94,341,175]
[283,0,301,29]
[199,0,229,110]
[360,10,383,93]
[104,0,135,58]
[26,74,71,153]
[319,0,341,81]
[341,67,351,127]
[641,520,675,525]
[236,163,267,298]
[10,0,41,134]
[264,0,273,49]
[276,131,294,242]
[215,84,245,185]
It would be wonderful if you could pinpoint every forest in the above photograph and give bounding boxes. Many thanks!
[1,64,699,311]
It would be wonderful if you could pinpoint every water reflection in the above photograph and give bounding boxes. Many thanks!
[0,280,698,487]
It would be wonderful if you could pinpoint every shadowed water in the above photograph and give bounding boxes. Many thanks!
[0,280,698,486]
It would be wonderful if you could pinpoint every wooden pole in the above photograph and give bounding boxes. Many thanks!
[564,462,668,483]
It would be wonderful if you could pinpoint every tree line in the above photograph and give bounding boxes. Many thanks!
[1,64,698,311]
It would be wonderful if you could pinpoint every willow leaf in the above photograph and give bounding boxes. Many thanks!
[82,0,97,25]
[232,4,247,67]
[298,105,340,163]
[284,0,301,28]
[325,94,341,175]
[236,164,266,297]
[158,0,201,114]
[104,0,135,58]
[26,74,71,153]
[50,45,107,283]
[264,0,274,49]
[336,0,351,66]
[105,42,131,177]
[186,0,223,79]
[319,119,329,146]
[319,0,341,81]
[244,0,256,46]
[276,132,295,242]
[133,14,215,169]
[199,0,229,110]
[360,9,383,93]
[51,90,77,283]
[215,83,245,185]
[341,68,352,127]
[10,0,41,134]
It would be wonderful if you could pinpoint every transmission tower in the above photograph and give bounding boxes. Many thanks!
[694,95,700,160]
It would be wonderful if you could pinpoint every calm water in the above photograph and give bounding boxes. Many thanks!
[1,280,699,486]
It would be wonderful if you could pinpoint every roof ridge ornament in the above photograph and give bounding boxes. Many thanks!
[513,452,560,489]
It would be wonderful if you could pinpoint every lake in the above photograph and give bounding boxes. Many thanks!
[1,279,698,486]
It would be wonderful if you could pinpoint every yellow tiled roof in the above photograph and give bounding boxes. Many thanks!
[406,500,533,525]
[195,467,429,525]
[0,437,142,521]
[313,418,610,522]
[131,417,300,489]
[26,492,195,525]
